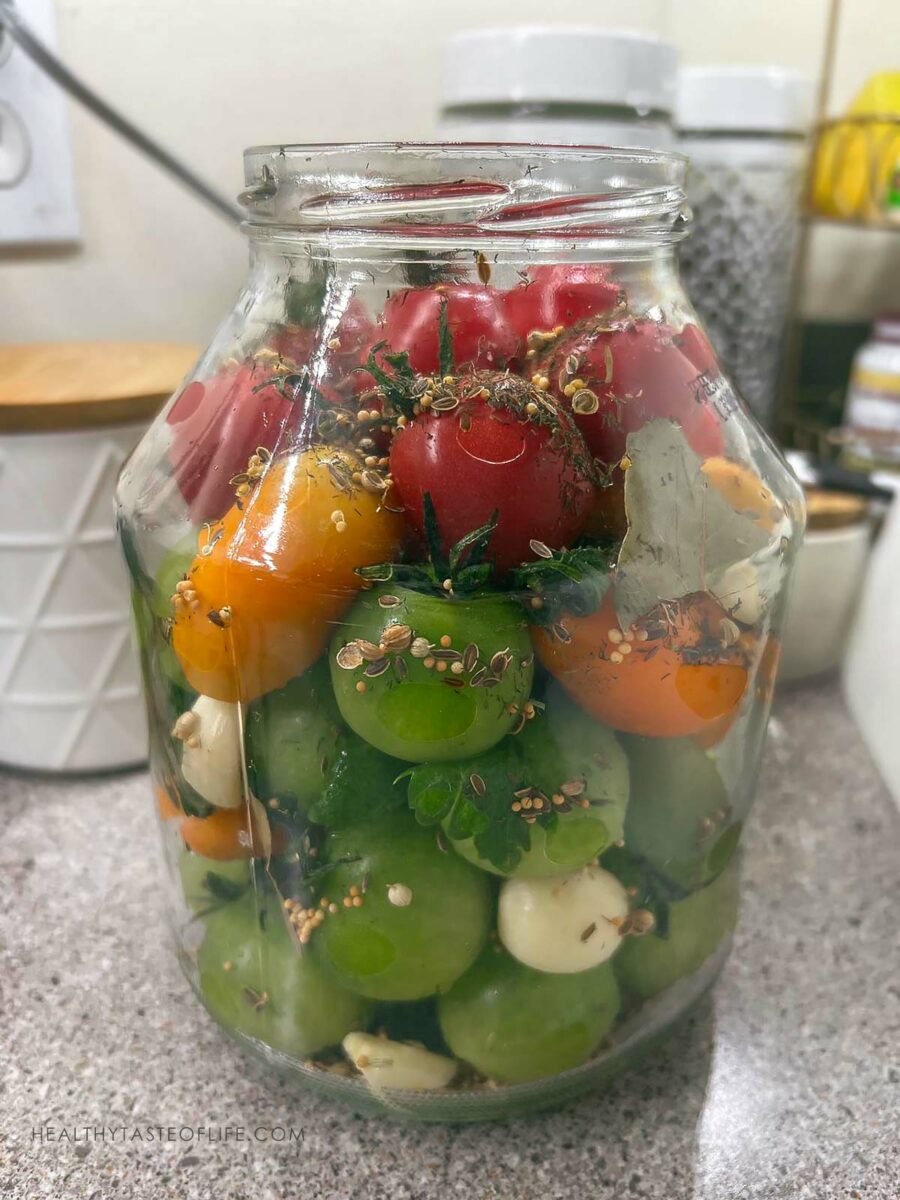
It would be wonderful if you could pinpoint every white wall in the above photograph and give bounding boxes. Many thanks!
[2,0,898,346]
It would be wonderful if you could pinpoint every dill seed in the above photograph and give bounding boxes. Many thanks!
[572,389,600,416]
[378,594,402,609]
[364,658,390,678]
[529,539,553,559]
[357,640,384,661]
[336,643,364,670]
[469,773,486,796]
[463,643,478,672]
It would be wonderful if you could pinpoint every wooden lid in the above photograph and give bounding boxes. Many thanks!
[0,341,199,433]
[805,487,869,530]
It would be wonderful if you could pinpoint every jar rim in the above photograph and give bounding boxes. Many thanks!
[240,141,690,250]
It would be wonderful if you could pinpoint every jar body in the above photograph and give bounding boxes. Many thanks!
[116,145,803,1120]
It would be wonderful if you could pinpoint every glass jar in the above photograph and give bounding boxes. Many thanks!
[116,143,804,1121]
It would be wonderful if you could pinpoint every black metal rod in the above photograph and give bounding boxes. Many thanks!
[0,0,241,225]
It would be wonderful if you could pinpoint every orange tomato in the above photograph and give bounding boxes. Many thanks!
[180,801,287,861]
[533,590,749,738]
[156,785,184,822]
[701,457,781,531]
[171,448,403,701]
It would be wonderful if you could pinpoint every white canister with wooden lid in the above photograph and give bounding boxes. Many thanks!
[0,342,197,771]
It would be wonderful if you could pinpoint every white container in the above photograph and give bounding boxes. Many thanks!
[844,313,900,467]
[437,27,677,151]
[677,67,814,427]
[0,341,196,771]
[843,488,900,805]
[779,492,873,682]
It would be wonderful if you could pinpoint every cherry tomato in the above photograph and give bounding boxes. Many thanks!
[701,457,782,531]
[389,374,595,574]
[180,800,287,861]
[502,263,621,341]
[171,448,404,702]
[166,362,297,523]
[372,284,519,375]
[533,319,725,467]
[330,584,533,762]
[531,320,726,540]
[532,590,749,739]
[270,296,377,407]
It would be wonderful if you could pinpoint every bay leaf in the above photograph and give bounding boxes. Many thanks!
[614,420,772,627]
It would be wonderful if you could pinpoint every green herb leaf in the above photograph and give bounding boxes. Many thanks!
[422,493,449,580]
[438,294,454,378]
[448,509,499,573]
[511,544,614,626]
[614,420,771,627]
[284,267,331,327]
[363,343,418,418]
[405,744,538,873]
[204,871,249,902]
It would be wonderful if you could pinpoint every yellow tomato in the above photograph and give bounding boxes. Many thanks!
[171,448,403,701]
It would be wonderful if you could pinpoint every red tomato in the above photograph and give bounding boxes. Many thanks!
[270,295,375,375]
[534,320,725,467]
[675,322,720,379]
[502,264,622,340]
[372,284,519,375]
[531,320,726,541]
[389,379,594,574]
[166,363,297,524]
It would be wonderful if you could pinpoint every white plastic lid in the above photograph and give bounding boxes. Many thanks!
[677,67,814,134]
[440,27,678,116]
[873,312,900,343]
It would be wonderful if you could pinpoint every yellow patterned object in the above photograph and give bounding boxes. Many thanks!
[811,73,900,223]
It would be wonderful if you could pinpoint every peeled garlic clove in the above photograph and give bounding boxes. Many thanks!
[498,865,629,974]
[342,1032,457,1091]
[179,695,243,809]
[711,541,786,626]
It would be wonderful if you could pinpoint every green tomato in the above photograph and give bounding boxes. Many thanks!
[310,815,491,1001]
[329,585,533,762]
[623,735,741,890]
[132,537,197,711]
[198,893,371,1057]
[439,947,621,1084]
[616,863,739,999]
[307,734,407,829]
[245,661,344,811]
[178,851,250,911]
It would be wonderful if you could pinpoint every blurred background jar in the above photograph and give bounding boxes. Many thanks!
[437,27,677,151]
[676,67,815,429]
[842,312,900,470]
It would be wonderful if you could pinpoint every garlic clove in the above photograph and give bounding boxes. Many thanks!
[498,865,629,974]
[342,1032,457,1091]
[179,694,243,809]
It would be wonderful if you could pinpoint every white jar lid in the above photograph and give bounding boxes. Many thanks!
[873,312,900,343]
[440,27,678,116]
[677,67,814,134]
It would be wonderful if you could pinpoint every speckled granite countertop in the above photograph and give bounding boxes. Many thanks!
[1,679,898,1200]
